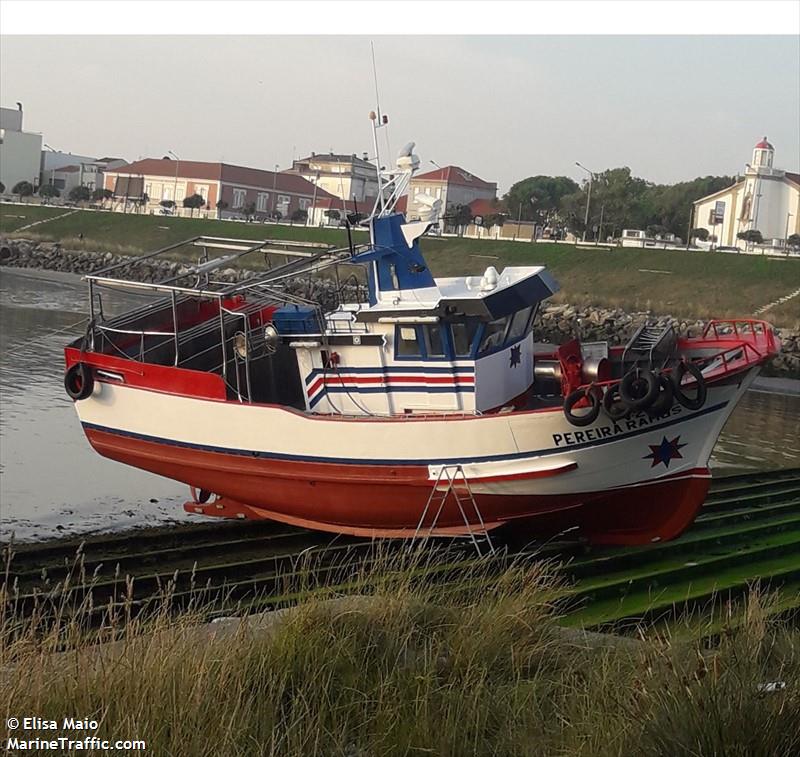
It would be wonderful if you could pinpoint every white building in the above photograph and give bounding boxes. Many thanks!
[0,105,42,193]
[42,156,127,196]
[408,165,497,232]
[285,152,379,203]
[692,138,799,250]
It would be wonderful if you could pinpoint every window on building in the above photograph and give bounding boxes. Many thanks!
[299,198,311,210]
[478,316,510,355]
[232,188,246,208]
[450,319,481,357]
[195,184,209,200]
[257,192,269,212]
[162,185,173,201]
[396,326,421,357]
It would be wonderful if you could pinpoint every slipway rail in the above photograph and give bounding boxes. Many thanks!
[4,468,800,633]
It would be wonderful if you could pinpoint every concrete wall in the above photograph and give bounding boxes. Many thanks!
[0,107,23,131]
[0,128,42,192]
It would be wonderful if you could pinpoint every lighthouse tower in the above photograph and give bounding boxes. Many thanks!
[751,137,774,170]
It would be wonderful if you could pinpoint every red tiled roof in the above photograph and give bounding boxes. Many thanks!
[785,172,800,186]
[106,158,336,199]
[108,158,223,181]
[468,198,502,217]
[413,165,496,190]
[54,164,81,173]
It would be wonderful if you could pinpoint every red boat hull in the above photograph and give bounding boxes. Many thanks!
[85,425,710,546]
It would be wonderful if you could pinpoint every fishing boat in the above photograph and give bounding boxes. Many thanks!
[63,135,779,546]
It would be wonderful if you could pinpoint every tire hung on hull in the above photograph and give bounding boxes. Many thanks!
[64,362,94,401]
[672,361,707,410]
[602,382,630,421]
[619,369,659,411]
[646,372,675,417]
[563,386,601,427]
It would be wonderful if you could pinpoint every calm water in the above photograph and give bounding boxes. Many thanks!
[1,268,799,542]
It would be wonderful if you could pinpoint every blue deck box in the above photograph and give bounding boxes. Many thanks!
[271,305,320,335]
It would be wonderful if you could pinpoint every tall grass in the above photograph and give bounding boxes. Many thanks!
[1,547,798,756]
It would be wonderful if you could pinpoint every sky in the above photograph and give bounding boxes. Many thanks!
[1,35,798,194]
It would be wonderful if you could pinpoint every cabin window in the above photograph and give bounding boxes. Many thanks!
[478,316,510,355]
[424,324,446,358]
[506,306,533,344]
[396,325,422,357]
[450,319,480,357]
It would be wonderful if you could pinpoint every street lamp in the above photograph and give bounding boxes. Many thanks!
[272,163,279,219]
[43,143,58,189]
[168,150,180,213]
[575,161,595,242]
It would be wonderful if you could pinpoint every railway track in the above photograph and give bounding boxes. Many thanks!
[3,468,800,630]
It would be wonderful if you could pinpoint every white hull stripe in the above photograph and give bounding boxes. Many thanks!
[81,399,728,467]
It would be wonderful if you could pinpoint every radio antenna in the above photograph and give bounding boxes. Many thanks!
[369,41,386,214]
[371,41,382,124]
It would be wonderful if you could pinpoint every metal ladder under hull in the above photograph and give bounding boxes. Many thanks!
[414,465,495,556]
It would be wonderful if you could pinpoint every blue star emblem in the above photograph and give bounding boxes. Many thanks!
[643,436,687,468]
[509,345,522,368]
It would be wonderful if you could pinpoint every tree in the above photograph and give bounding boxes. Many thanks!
[69,185,91,203]
[0,181,5,194]
[787,233,800,250]
[481,213,506,235]
[38,184,60,200]
[183,193,205,216]
[445,204,473,234]
[13,181,35,201]
[91,187,113,205]
[324,209,341,224]
[160,199,175,209]
[503,176,578,223]
[646,175,735,238]
[737,229,763,249]
[216,200,229,218]
[690,227,709,242]
[271,209,282,222]
[291,208,308,224]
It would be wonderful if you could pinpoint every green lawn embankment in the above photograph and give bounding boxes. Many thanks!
[2,204,798,326]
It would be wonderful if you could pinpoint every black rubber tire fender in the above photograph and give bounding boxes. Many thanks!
[602,382,630,421]
[64,362,94,401]
[646,372,675,418]
[672,361,707,410]
[619,369,659,410]
[563,386,602,427]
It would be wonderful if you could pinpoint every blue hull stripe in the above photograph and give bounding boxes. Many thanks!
[82,401,728,467]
